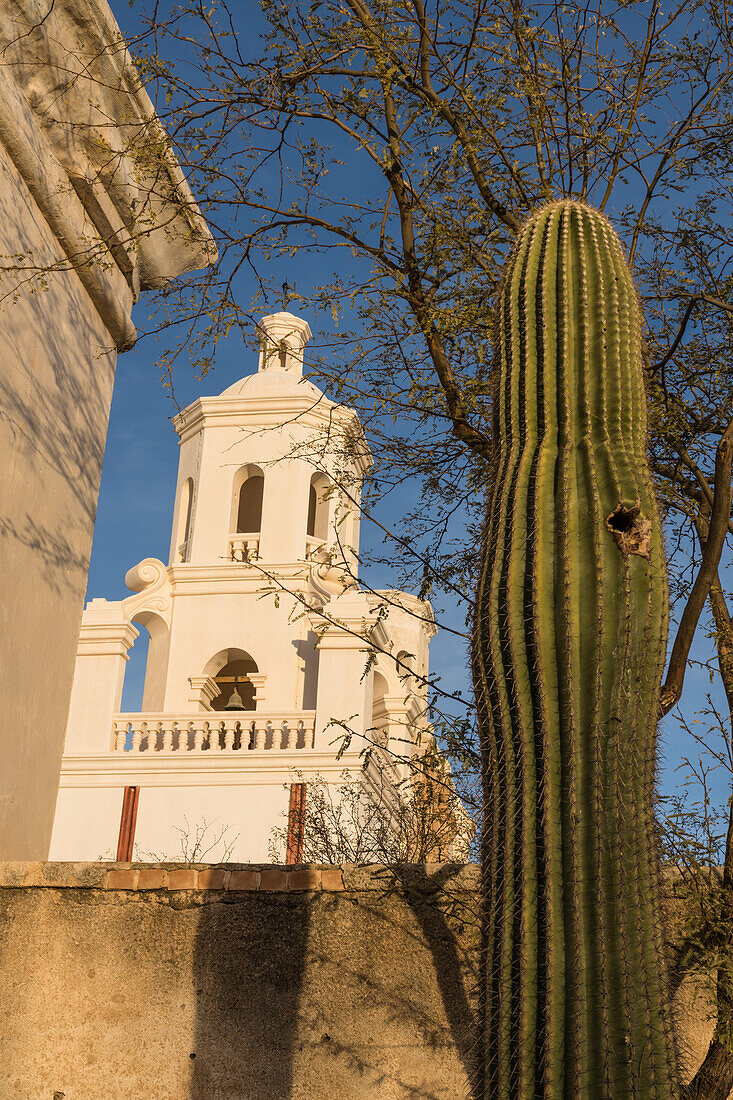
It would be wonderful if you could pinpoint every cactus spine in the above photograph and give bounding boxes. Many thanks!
[473,200,678,1099]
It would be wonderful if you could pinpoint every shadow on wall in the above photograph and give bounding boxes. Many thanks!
[0,165,115,599]
[392,865,482,1100]
[190,885,312,1100]
[190,867,479,1100]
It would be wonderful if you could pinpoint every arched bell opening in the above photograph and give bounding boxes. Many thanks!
[174,477,194,562]
[229,465,265,562]
[306,472,331,557]
[231,465,264,534]
[204,648,259,711]
[371,670,390,748]
[395,650,417,690]
[119,624,149,713]
[130,610,171,712]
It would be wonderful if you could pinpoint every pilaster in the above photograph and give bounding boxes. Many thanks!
[65,601,139,755]
[310,592,389,751]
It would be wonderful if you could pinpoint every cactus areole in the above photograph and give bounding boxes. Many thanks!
[473,201,678,1099]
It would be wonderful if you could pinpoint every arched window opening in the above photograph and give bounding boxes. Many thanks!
[307,484,317,537]
[307,473,330,546]
[396,650,416,689]
[237,474,264,534]
[176,478,194,562]
[207,649,259,712]
[371,671,390,747]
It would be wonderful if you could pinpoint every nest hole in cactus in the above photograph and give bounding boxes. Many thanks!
[605,500,653,559]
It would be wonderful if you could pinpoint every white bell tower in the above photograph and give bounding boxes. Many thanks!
[50,312,438,863]
[169,311,364,574]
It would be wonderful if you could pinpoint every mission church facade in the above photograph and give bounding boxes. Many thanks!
[49,312,437,862]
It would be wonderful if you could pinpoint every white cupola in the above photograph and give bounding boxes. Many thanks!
[256,311,312,374]
[169,311,369,573]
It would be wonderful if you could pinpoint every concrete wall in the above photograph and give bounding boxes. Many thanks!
[0,863,721,1100]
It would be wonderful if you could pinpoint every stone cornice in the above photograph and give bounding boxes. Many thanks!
[168,562,314,592]
[0,0,216,349]
[0,57,137,349]
[369,589,438,640]
[312,615,391,653]
[76,622,139,658]
[57,751,369,787]
[172,395,373,475]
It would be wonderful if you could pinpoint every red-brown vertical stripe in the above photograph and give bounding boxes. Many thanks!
[286,783,307,865]
[116,786,140,862]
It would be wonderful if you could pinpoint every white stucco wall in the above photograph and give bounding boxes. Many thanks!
[49,754,377,863]
[0,0,215,858]
[0,134,121,860]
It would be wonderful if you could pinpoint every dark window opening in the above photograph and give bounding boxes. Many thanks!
[237,475,264,534]
[307,484,317,537]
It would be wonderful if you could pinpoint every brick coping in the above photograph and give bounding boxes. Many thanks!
[0,862,481,893]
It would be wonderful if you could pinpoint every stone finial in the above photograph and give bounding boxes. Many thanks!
[257,312,312,376]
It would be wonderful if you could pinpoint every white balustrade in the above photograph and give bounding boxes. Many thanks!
[194,722,206,752]
[112,713,316,754]
[131,720,144,751]
[161,720,174,752]
[223,717,237,751]
[228,533,260,562]
[252,720,264,750]
[178,723,190,752]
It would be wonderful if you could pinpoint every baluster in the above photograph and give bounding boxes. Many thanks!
[131,721,144,752]
[296,720,306,750]
[280,721,290,750]
[162,721,174,752]
[177,722,190,752]
[209,721,222,751]
[224,719,236,751]
[306,721,315,749]
[147,723,158,753]
[114,722,126,751]
[194,721,206,752]
[250,721,263,750]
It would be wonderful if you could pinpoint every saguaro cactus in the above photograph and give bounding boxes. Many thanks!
[473,200,678,1099]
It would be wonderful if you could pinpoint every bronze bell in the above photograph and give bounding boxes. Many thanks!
[224,681,244,710]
